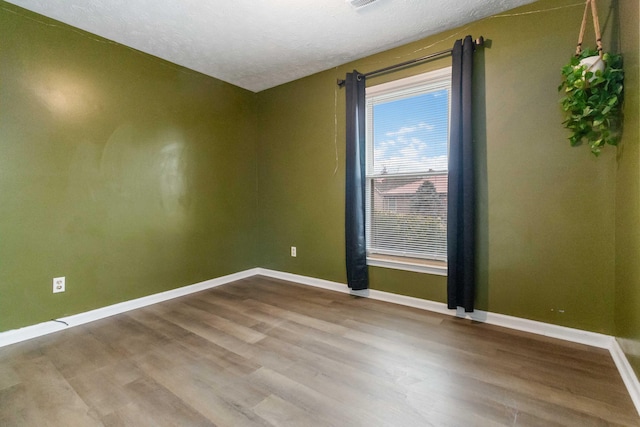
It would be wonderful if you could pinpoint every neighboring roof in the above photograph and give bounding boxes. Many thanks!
[382,177,447,196]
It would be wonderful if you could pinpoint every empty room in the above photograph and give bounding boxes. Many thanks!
[1,0,640,425]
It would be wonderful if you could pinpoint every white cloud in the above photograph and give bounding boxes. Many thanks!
[410,137,427,151]
[385,122,434,137]
[374,123,447,175]
[400,146,419,158]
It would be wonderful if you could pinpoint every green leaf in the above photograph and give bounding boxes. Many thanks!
[559,50,624,156]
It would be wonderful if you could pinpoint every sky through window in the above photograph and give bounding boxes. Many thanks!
[372,89,449,175]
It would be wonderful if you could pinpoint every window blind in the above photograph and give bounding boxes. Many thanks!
[365,69,451,263]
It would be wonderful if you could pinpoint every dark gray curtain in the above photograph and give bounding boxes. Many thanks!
[447,36,475,312]
[345,71,369,290]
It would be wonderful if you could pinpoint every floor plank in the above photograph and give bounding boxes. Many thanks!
[0,275,638,426]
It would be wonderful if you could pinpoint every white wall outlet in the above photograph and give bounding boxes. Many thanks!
[291,246,297,257]
[53,277,65,293]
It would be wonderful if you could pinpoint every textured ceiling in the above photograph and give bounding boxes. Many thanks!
[4,0,536,92]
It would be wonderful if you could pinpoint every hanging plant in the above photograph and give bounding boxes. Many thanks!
[558,0,624,156]
[559,49,624,155]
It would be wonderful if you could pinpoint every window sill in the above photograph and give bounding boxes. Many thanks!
[367,254,447,276]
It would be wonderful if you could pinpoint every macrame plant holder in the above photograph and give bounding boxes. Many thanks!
[575,0,605,76]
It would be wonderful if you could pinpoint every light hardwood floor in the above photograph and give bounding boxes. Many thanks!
[0,275,638,426]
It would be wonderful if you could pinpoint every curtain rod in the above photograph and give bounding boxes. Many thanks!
[337,36,484,87]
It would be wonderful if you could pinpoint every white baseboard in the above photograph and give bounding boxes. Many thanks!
[1,267,639,417]
[610,339,640,414]
[0,268,259,348]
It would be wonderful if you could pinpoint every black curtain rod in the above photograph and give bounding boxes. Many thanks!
[337,36,484,87]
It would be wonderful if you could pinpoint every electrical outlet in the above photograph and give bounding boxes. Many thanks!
[291,246,297,257]
[53,277,65,293]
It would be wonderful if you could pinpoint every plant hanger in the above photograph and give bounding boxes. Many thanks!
[575,0,603,58]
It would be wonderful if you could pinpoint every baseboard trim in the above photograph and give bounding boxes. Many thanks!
[0,268,260,348]
[257,268,350,294]
[610,339,640,414]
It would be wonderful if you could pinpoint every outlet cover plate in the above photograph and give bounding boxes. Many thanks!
[53,277,65,293]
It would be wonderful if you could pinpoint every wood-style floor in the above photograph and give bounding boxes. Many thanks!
[0,275,638,426]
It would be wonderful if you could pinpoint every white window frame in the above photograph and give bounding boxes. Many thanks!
[365,68,452,276]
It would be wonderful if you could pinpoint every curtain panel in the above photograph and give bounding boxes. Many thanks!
[344,71,369,290]
[447,35,476,312]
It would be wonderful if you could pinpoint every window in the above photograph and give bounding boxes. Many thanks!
[365,68,451,275]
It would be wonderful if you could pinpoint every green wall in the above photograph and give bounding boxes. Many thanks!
[0,2,258,331]
[2,0,639,353]
[615,0,640,376]
[257,0,623,334]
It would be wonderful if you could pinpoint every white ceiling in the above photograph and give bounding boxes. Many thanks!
[5,0,536,92]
